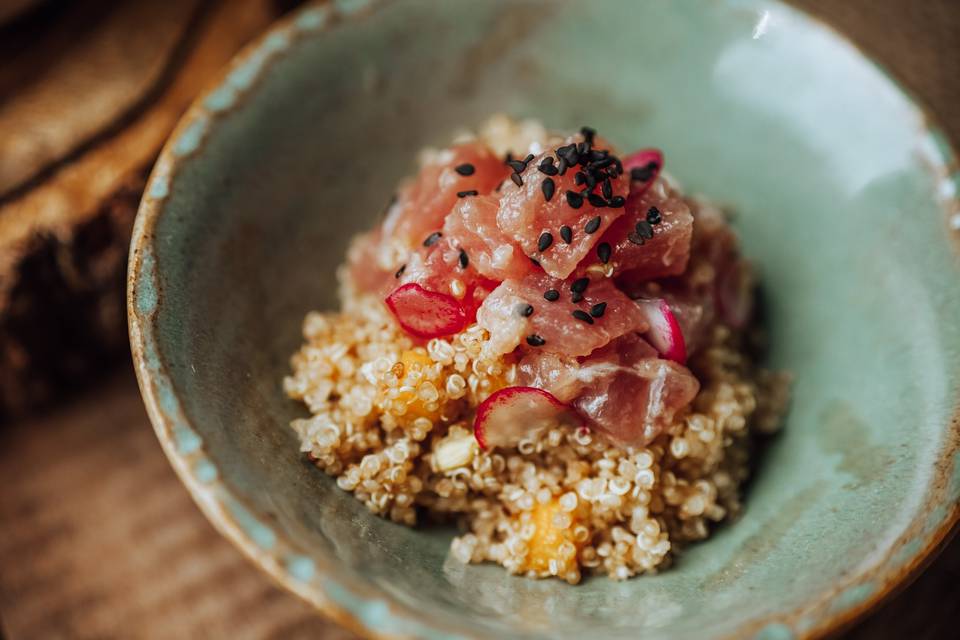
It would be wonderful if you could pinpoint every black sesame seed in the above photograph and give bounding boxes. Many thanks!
[580,126,596,143]
[538,157,559,176]
[574,172,586,186]
[395,264,406,278]
[593,162,617,171]
[646,206,662,225]
[608,195,626,208]
[571,277,590,294]
[630,161,659,182]
[507,159,527,173]
[542,177,556,202]
[566,190,584,209]
[455,163,475,176]
[529,256,541,267]
[457,190,479,198]
[584,216,601,234]
[571,291,584,303]
[597,242,611,264]
[557,143,578,164]
[423,231,442,247]
[601,178,613,199]
[560,225,573,244]
[561,150,580,168]
[523,154,534,163]
[572,309,594,324]
[458,249,469,269]
[636,220,655,240]
[510,172,523,187]
[627,231,645,246]
[517,303,534,317]
[584,172,597,189]
[526,334,546,347]
[538,232,554,252]
[587,193,607,208]
[543,289,560,301]
[590,302,607,318]
[557,157,569,175]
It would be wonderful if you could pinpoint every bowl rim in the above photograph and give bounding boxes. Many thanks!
[127,1,960,638]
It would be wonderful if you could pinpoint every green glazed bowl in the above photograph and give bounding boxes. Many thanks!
[128,1,960,638]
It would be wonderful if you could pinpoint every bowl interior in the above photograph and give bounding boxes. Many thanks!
[132,1,960,638]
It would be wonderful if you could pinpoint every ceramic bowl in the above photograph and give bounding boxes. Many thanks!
[128,1,960,638]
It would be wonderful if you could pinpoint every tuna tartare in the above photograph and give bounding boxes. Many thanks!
[284,116,789,583]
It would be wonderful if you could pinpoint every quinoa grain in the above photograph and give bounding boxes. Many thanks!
[286,281,788,582]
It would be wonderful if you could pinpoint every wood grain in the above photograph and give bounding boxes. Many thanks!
[0,0,294,421]
[0,373,357,640]
[0,0,203,196]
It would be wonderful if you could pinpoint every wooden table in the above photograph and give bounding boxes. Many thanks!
[2,1,959,637]
[0,373,355,639]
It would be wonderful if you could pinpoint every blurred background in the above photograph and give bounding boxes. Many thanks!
[0,1,957,638]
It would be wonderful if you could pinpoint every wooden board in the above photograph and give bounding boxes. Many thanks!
[0,372,957,638]
[0,0,297,421]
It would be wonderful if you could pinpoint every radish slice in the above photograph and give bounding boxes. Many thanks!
[473,386,579,450]
[635,298,687,364]
[385,283,468,338]
[716,259,754,329]
[622,148,664,197]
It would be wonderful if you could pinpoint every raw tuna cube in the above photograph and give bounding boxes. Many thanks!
[382,141,509,250]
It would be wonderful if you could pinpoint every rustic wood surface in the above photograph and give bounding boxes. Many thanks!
[1,0,958,638]
[0,0,297,420]
[0,0,201,195]
[0,374,352,640]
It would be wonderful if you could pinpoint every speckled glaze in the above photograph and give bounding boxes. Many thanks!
[128,1,960,638]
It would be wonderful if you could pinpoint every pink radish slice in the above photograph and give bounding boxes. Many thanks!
[385,283,468,339]
[635,298,687,364]
[473,386,579,450]
[622,148,664,198]
[716,259,754,329]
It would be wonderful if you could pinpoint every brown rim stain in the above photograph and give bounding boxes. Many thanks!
[127,1,960,639]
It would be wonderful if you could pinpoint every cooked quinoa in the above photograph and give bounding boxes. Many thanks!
[284,117,789,583]
[285,282,788,584]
